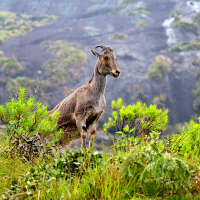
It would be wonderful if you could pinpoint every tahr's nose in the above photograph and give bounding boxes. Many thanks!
[116,70,120,75]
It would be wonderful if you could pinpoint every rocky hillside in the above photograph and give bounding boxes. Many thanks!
[1,0,200,128]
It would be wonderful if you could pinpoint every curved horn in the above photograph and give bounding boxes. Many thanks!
[95,45,107,51]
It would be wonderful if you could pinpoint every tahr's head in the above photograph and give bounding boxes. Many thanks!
[90,45,120,78]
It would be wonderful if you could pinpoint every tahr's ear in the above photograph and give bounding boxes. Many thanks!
[90,47,101,58]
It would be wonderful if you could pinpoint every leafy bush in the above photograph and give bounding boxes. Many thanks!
[119,0,138,3]
[152,93,168,109]
[0,37,4,45]
[172,119,200,156]
[0,50,3,56]
[169,9,182,21]
[147,61,171,81]
[0,11,57,41]
[103,98,168,150]
[60,27,73,31]
[0,88,61,159]
[192,58,200,65]
[123,144,191,198]
[0,57,24,76]
[42,40,87,88]
[195,11,200,23]
[169,9,182,18]
[130,84,149,101]
[174,20,198,35]
[110,32,128,40]
[193,83,200,111]
[196,71,200,82]
[136,21,148,28]
[128,7,149,16]
[169,40,200,52]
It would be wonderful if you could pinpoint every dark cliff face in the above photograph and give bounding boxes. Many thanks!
[0,0,200,126]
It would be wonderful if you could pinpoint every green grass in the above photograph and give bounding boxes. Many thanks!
[1,93,200,199]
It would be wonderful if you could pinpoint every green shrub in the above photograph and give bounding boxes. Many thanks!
[110,32,128,40]
[174,20,198,35]
[136,21,148,28]
[172,119,200,156]
[169,9,182,21]
[0,50,3,56]
[195,11,200,23]
[192,58,200,65]
[123,144,191,198]
[60,27,72,31]
[130,84,149,101]
[103,98,168,150]
[0,11,57,41]
[147,61,171,81]
[128,7,149,16]
[195,71,200,82]
[192,83,200,111]
[119,0,138,3]
[0,37,4,45]
[0,88,61,159]
[42,40,87,88]
[0,57,24,76]
[152,93,168,109]
[5,77,47,100]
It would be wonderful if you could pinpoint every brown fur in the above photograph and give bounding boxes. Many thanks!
[49,45,120,149]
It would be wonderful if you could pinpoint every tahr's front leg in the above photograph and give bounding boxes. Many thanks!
[76,114,87,149]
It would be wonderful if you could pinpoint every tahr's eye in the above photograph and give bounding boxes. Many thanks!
[104,56,108,60]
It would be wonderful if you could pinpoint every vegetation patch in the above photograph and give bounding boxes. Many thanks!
[110,32,128,40]
[174,20,198,35]
[128,6,150,16]
[195,11,200,23]
[130,84,149,101]
[136,21,148,28]
[0,50,3,56]
[192,58,200,65]
[152,93,168,109]
[60,27,73,31]
[147,55,172,81]
[0,88,61,160]
[169,9,182,18]
[119,0,138,3]
[0,11,57,42]
[1,95,200,199]
[0,57,24,76]
[169,38,200,52]
[41,40,87,88]
[5,77,49,105]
